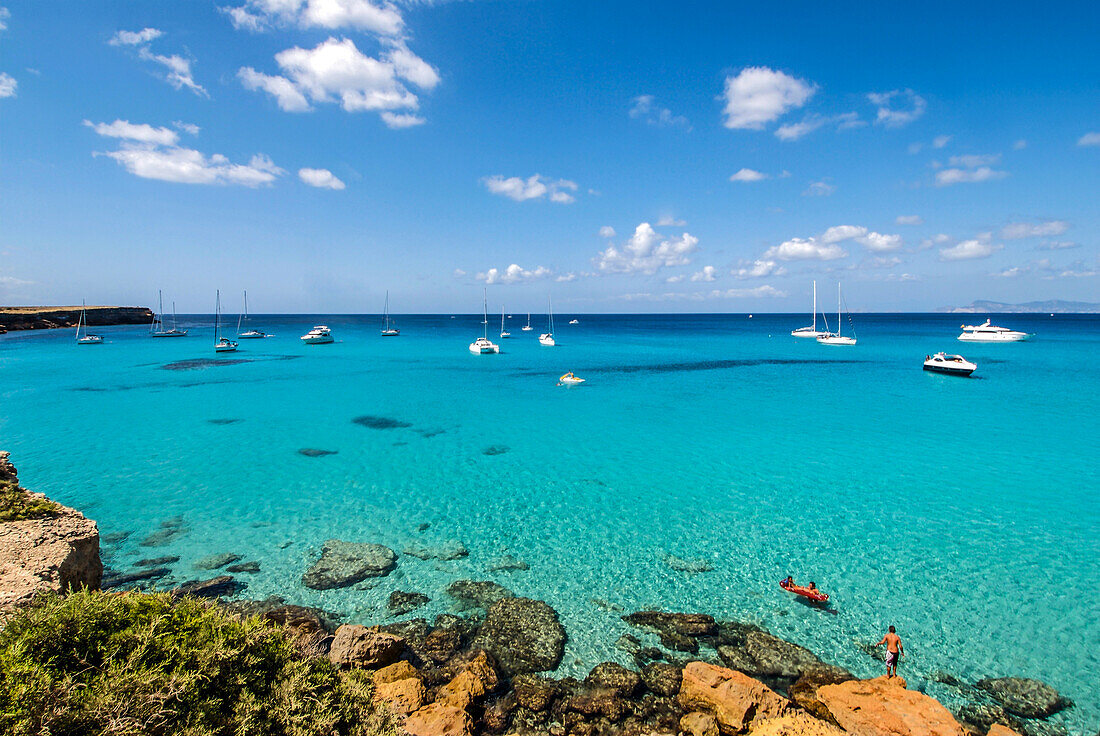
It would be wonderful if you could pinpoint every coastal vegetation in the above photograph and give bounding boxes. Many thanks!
[0,476,60,523]
[0,589,399,736]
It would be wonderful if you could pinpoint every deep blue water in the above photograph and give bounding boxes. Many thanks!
[1,312,1097,731]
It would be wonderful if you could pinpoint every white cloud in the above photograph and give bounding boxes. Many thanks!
[239,37,438,126]
[1013,139,1027,150]
[555,272,577,282]
[298,167,345,189]
[109,27,163,46]
[691,266,717,282]
[0,72,17,99]
[599,226,616,238]
[0,7,9,32]
[811,224,903,252]
[868,89,926,127]
[859,231,903,252]
[173,121,200,135]
[940,238,1002,261]
[83,119,180,146]
[1077,132,1100,147]
[935,166,1008,186]
[896,215,923,225]
[452,268,467,278]
[657,216,686,227]
[483,174,577,204]
[1035,240,1080,251]
[139,49,206,96]
[729,168,767,182]
[803,180,835,196]
[476,263,552,285]
[595,222,699,274]
[224,0,404,35]
[774,112,862,141]
[1001,220,1069,239]
[948,153,1000,168]
[932,135,951,148]
[720,66,816,130]
[733,259,786,279]
[665,275,684,283]
[821,225,866,244]
[764,237,846,261]
[629,95,690,129]
[710,285,786,299]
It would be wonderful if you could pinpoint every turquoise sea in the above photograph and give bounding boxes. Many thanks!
[2,312,1097,732]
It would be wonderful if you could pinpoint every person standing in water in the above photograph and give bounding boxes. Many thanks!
[874,626,904,677]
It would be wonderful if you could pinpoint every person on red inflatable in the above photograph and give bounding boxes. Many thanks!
[874,625,905,677]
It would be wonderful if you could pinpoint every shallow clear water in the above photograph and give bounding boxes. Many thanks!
[2,313,1097,732]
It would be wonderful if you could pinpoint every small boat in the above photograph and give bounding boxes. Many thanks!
[150,290,188,337]
[213,290,238,353]
[568,319,579,325]
[558,372,585,385]
[75,301,103,344]
[539,295,556,346]
[792,280,827,338]
[381,291,400,336]
[237,291,268,338]
[500,306,510,338]
[469,290,500,354]
[958,319,1029,342]
[780,578,829,603]
[301,325,334,344]
[923,352,977,376]
[817,283,857,346]
[521,313,533,332]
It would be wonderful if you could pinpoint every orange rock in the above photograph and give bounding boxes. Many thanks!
[374,676,426,717]
[816,676,966,736]
[678,661,789,734]
[404,702,473,736]
[748,712,847,735]
[373,660,421,685]
[681,710,720,736]
[436,670,487,709]
[986,727,1022,736]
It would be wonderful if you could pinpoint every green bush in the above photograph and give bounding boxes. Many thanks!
[0,590,400,736]
[0,480,60,522]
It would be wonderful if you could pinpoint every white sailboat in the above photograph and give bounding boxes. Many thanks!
[381,291,400,336]
[500,306,511,338]
[817,283,857,346]
[237,291,268,339]
[150,290,188,337]
[791,281,827,338]
[75,300,103,344]
[214,290,238,353]
[521,313,533,331]
[469,289,500,354]
[539,295,555,346]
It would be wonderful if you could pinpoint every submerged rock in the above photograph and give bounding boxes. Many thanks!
[585,662,642,697]
[102,566,171,589]
[138,527,187,547]
[207,418,242,425]
[226,561,260,574]
[642,661,683,697]
[714,625,832,687]
[194,552,242,570]
[101,531,131,544]
[224,595,336,634]
[173,575,246,600]
[976,677,1072,719]
[623,610,716,652]
[483,445,510,456]
[404,540,469,561]
[135,555,179,567]
[665,555,714,573]
[298,448,338,457]
[301,539,397,590]
[471,597,566,676]
[513,673,560,712]
[352,415,413,430]
[446,579,514,611]
[488,554,529,572]
[389,590,431,615]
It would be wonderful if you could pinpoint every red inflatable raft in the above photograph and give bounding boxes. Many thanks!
[780,579,829,602]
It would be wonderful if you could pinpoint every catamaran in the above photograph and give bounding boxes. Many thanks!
[381,291,400,336]
[469,290,500,354]
[213,290,238,353]
[817,283,857,346]
[521,313,533,331]
[150,290,188,337]
[75,300,102,344]
[500,306,511,338]
[539,296,556,346]
[791,280,827,338]
[237,291,268,339]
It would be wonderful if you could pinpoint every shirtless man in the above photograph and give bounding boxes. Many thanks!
[874,626,904,677]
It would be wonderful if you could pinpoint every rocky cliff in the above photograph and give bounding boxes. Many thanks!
[0,452,101,611]
[0,306,152,332]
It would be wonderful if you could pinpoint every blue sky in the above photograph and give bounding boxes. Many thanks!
[1,0,1097,313]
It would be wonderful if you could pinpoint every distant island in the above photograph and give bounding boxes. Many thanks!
[936,299,1100,314]
[0,306,153,333]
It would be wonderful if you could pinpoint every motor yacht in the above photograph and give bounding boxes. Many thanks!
[957,319,1029,342]
[923,352,977,376]
[568,319,579,325]
[300,326,334,344]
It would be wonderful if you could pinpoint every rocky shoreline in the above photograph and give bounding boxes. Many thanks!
[0,451,1083,736]
[0,305,152,333]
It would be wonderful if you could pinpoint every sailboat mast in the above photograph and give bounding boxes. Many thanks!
[215,290,220,345]
[482,289,488,339]
[501,306,505,332]
[837,283,842,338]
[812,281,817,331]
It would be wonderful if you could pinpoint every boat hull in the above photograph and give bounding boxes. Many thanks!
[923,364,975,376]
[817,336,856,345]
[381,330,400,336]
[301,336,333,344]
[957,333,1028,342]
[151,331,188,337]
[237,332,267,339]
[77,337,103,345]
[791,328,825,338]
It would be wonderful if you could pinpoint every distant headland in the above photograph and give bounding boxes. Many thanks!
[0,306,153,333]
[936,299,1100,314]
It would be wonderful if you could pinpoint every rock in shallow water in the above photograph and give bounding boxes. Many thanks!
[389,590,431,615]
[446,579,514,610]
[194,552,242,570]
[173,575,246,599]
[301,539,397,590]
[226,561,260,573]
[298,448,338,457]
[405,540,468,561]
[328,625,405,668]
[139,527,187,547]
[665,555,714,573]
[352,415,412,430]
[135,555,179,567]
[976,677,1072,720]
[470,597,566,676]
[102,566,171,589]
[488,554,529,572]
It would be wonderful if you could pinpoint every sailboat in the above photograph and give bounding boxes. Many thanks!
[539,295,555,346]
[500,306,511,338]
[150,290,187,337]
[381,291,400,336]
[817,283,857,346]
[521,313,533,331]
[214,290,238,353]
[75,300,103,344]
[791,281,827,338]
[237,291,268,339]
[469,289,500,354]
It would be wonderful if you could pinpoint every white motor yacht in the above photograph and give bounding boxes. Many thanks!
[301,326,334,344]
[470,290,500,354]
[568,319,579,325]
[923,352,977,376]
[958,319,1029,342]
[792,280,827,338]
